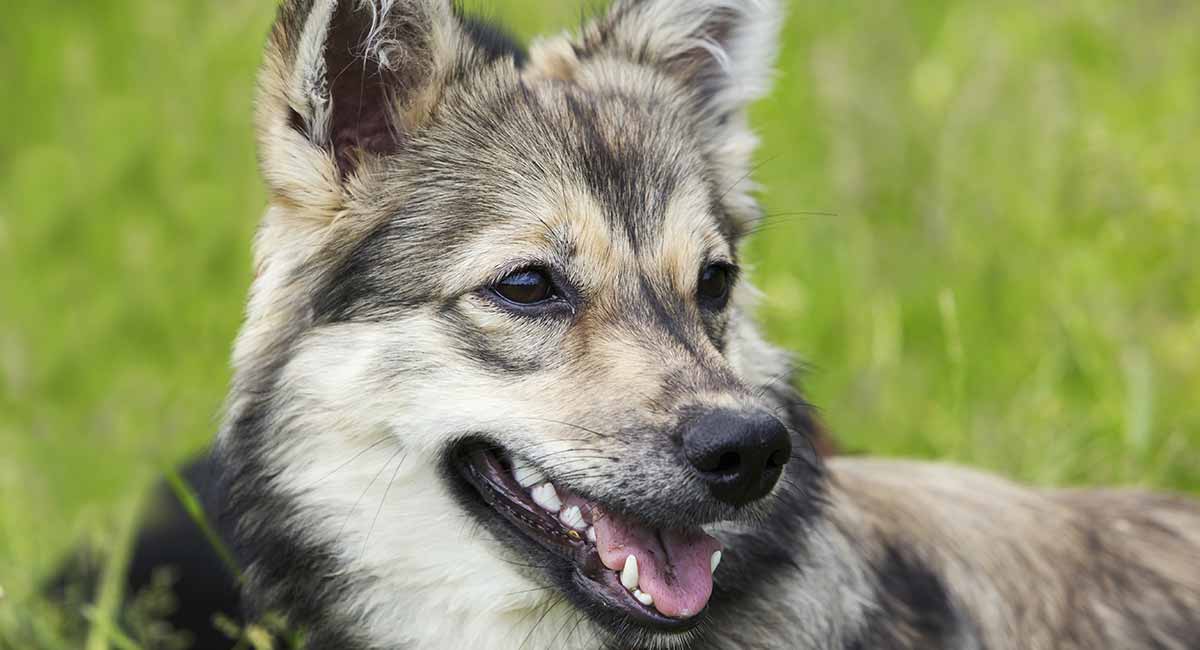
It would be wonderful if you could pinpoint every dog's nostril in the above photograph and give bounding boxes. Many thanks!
[714,451,741,474]
[695,451,741,474]
[767,449,788,469]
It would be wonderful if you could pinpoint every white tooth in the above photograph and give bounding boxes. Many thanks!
[710,550,722,574]
[586,526,596,543]
[620,554,639,591]
[513,459,547,488]
[559,506,586,530]
[530,483,562,512]
[633,589,653,606]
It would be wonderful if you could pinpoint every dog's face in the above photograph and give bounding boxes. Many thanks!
[220,1,825,648]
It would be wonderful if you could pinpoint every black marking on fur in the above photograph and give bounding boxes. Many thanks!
[274,0,318,58]
[212,276,371,649]
[286,107,310,140]
[456,11,527,66]
[632,272,704,361]
[704,475,828,647]
[563,90,680,253]
[217,397,365,650]
[846,544,967,650]
[437,301,547,375]
[311,219,442,324]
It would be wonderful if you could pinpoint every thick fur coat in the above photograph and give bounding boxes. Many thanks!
[194,1,1200,648]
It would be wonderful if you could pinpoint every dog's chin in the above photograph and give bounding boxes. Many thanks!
[444,439,725,639]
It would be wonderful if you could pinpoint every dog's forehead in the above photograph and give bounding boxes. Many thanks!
[384,78,735,287]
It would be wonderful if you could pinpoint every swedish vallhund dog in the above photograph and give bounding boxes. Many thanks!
[103,0,1200,648]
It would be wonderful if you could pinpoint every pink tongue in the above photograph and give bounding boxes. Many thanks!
[591,507,722,619]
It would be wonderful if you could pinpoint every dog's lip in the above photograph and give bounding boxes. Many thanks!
[457,446,593,561]
[452,443,702,634]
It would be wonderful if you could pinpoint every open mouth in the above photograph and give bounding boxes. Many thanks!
[452,442,723,633]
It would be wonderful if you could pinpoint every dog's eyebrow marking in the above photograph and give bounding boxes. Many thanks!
[655,182,732,287]
[542,218,578,263]
[563,91,681,254]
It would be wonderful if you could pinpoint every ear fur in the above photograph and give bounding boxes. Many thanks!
[255,0,490,216]
[577,0,783,120]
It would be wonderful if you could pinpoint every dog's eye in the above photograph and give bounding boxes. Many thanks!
[493,269,555,305]
[698,264,733,306]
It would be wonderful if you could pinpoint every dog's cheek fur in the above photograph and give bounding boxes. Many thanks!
[225,319,608,649]
[231,318,755,648]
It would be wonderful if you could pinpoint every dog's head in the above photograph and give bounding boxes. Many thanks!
[219,1,828,647]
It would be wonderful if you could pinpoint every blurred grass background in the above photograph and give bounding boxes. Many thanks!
[2,0,1198,646]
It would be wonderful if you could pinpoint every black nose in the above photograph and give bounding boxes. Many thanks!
[682,409,792,506]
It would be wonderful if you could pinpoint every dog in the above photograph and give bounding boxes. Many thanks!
[104,0,1200,648]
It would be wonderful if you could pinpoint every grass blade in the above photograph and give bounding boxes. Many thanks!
[162,466,243,585]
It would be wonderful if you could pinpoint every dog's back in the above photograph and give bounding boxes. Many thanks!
[821,459,1200,649]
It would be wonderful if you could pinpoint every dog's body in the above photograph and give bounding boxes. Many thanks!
[157,1,1200,648]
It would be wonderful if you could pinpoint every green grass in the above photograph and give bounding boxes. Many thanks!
[3,0,1199,646]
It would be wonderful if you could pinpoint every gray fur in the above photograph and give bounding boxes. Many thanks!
[212,1,1200,648]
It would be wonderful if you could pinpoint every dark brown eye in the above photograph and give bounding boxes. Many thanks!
[698,264,732,305]
[493,269,555,305]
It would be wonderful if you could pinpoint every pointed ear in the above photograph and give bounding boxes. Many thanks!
[569,0,783,233]
[578,0,782,119]
[255,0,481,213]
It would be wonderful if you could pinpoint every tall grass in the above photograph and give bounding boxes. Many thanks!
[2,1,1198,647]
